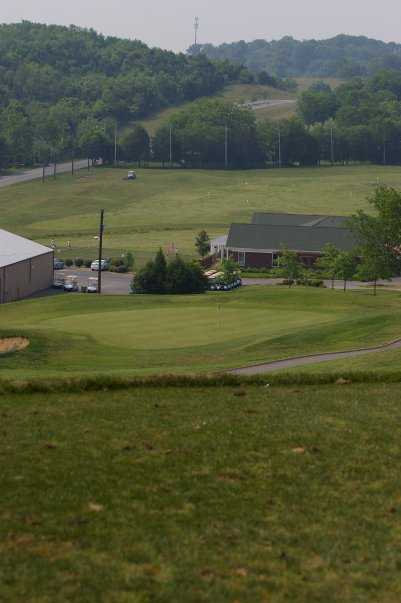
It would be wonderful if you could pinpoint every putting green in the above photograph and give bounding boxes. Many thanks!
[43,306,338,350]
[1,286,401,376]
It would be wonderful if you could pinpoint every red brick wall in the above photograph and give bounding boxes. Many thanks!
[228,250,320,269]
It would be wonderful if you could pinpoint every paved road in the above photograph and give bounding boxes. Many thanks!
[0,159,90,189]
[56,272,401,296]
[242,99,296,111]
[58,268,132,295]
[229,337,401,376]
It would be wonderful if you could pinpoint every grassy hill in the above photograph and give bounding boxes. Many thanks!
[138,78,345,133]
[3,381,401,601]
[139,83,297,134]
[1,286,401,378]
[1,164,400,263]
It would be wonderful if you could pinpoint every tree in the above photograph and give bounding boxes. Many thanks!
[355,253,392,295]
[154,98,266,168]
[195,230,210,257]
[334,252,357,291]
[350,186,401,278]
[221,258,240,284]
[120,125,150,163]
[135,248,167,294]
[132,250,207,294]
[316,243,339,288]
[297,85,338,125]
[280,247,302,286]
[166,257,208,294]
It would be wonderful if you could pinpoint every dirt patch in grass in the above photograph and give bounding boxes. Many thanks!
[0,337,30,354]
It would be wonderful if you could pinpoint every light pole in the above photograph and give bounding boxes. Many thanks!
[224,125,229,169]
[97,209,105,294]
[278,126,282,168]
[169,125,173,166]
[114,122,118,166]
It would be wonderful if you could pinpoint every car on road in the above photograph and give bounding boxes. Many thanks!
[90,259,109,272]
[54,258,65,270]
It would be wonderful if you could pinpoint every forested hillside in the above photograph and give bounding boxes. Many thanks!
[193,35,401,78]
[0,21,249,166]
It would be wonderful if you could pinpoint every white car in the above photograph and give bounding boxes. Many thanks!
[91,259,109,272]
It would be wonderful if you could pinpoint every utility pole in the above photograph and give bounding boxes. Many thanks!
[42,165,45,184]
[330,126,335,165]
[224,125,228,169]
[194,16,199,47]
[278,126,282,168]
[87,157,90,172]
[114,122,118,166]
[71,151,74,176]
[97,209,105,294]
[169,125,173,166]
[53,153,57,179]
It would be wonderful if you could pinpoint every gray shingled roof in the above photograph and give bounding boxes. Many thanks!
[0,229,52,269]
[227,224,356,253]
[252,212,348,228]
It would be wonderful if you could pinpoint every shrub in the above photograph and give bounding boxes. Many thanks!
[111,265,128,273]
[84,259,92,268]
[74,258,84,267]
[132,250,207,294]
[65,258,73,267]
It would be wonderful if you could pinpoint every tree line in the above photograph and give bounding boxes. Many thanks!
[195,34,401,78]
[0,21,255,169]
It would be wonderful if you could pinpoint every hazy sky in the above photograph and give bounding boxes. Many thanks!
[2,0,401,51]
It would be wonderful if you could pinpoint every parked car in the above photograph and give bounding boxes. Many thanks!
[53,276,65,289]
[90,259,109,272]
[64,275,79,292]
[54,258,65,270]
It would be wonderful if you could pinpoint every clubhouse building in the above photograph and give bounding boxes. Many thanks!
[213,212,356,268]
[0,229,53,303]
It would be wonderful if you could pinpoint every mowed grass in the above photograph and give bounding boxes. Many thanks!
[3,383,401,602]
[1,164,400,261]
[139,83,294,135]
[2,286,401,378]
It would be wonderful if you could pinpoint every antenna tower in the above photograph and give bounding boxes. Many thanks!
[194,16,199,46]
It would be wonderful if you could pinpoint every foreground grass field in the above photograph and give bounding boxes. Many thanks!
[1,286,401,378]
[1,165,401,263]
[3,382,401,602]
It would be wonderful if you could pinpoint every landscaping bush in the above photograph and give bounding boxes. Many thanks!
[132,249,207,294]
[74,258,84,268]
[65,258,73,267]
[114,265,129,273]
[84,259,92,268]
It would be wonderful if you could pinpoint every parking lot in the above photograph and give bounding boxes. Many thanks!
[57,268,132,294]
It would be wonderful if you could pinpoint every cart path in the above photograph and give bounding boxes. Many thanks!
[0,159,90,188]
[229,337,401,375]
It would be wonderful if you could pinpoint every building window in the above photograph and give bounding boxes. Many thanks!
[238,251,246,266]
[272,253,280,268]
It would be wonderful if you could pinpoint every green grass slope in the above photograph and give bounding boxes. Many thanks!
[1,287,401,378]
[1,165,400,262]
[3,383,401,602]
[139,83,295,135]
